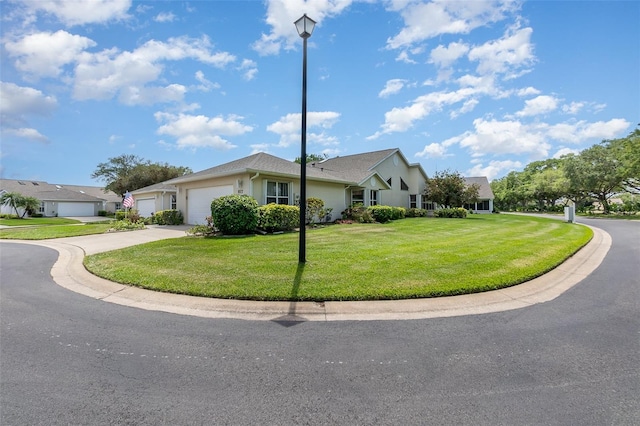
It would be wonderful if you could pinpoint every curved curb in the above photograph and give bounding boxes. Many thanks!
[2,224,610,321]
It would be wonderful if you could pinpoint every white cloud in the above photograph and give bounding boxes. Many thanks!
[379,79,407,98]
[386,0,518,49]
[468,26,535,76]
[4,30,96,80]
[466,160,522,181]
[19,0,132,26]
[545,119,630,143]
[552,147,580,158]
[73,36,235,104]
[267,111,340,147]
[154,12,176,23]
[515,95,559,117]
[415,142,449,158]
[1,127,49,143]
[0,82,56,141]
[516,86,541,97]
[154,112,253,150]
[458,118,551,158]
[194,71,220,92]
[238,59,258,81]
[251,0,353,56]
[429,41,469,68]
[119,84,187,106]
[395,50,417,64]
[562,101,584,115]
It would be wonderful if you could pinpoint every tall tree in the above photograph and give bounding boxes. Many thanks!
[92,155,192,196]
[0,192,40,218]
[294,153,328,164]
[423,169,479,208]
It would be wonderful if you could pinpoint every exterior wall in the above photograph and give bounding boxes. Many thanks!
[306,181,346,221]
[372,152,426,208]
[176,175,242,222]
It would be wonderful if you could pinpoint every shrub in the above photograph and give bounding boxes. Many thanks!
[187,224,216,237]
[154,209,184,225]
[210,195,258,235]
[391,206,406,220]
[367,205,395,223]
[434,207,467,218]
[110,219,146,231]
[306,197,324,224]
[98,210,108,216]
[115,211,126,220]
[257,203,299,232]
[341,203,375,223]
[406,208,428,217]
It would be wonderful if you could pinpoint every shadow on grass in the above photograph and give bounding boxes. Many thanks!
[271,263,307,327]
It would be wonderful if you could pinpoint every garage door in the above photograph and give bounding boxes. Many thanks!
[187,186,233,224]
[136,198,155,218]
[58,202,95,217]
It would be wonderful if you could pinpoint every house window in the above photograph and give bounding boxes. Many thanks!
[386,177,392,187]
[477,200,490,210]
[170,194,177,210]
[422,201,435,210]
[400,177,409,191]
[351,189,364,206]
[410,194,417,209]
[266,181,290,204]
[38,201,45,214]
[370,190,378,206]
[115,202,122,210]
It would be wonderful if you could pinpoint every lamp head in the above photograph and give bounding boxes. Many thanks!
[294,14,316,39]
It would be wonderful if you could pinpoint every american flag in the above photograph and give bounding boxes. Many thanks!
[123,191,134,208]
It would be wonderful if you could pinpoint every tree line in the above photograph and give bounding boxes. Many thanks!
[490,127,639,214]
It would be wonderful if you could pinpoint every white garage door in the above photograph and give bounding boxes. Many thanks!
[136,198,155,218]
[187,186,233,224]
[58,202,95,217]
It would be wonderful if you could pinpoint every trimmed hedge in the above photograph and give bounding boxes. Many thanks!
[153,209,184,225]
[367,205,395,223]
[211,195,258,235]
[434,207,468,218]
[406,208,428,217]
[257,203,299,232]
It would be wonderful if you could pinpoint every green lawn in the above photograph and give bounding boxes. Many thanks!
[84,215,593,301]
[0,222,113,239]
[0,217,81,226]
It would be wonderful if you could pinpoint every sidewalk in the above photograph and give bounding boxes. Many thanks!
[1,224,611,321]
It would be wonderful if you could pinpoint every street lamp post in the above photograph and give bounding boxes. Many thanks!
[294,14,316,263]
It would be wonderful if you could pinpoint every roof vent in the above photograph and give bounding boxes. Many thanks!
[32,182,39,186]
[18,181,25,185]
[55,185,62,189]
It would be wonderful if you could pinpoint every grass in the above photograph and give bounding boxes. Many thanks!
[0,222,114,239]
[0,217,81,226]
[84,214,593,301]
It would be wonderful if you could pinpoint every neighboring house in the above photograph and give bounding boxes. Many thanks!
[130,183,178,218]
[165,148,432,225]
[462,177,495,214]
[0,179,120,217]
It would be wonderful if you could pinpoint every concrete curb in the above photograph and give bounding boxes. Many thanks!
[2,224,610,321]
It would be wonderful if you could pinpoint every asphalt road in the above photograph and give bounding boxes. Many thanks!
[1,218,638,425]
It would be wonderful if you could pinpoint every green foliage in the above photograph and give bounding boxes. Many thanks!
[306,197,324,224]
[0,192,41,218]
[187,224,216,237]
[294,153,328,164]
[341,203,374,223]
[111,219,146,231]
[406,208,428,217]
[210,195,258,235]
[424,169,479,208]
[153,209,184,225]
[98,210,108,216]
[115,211,126,220]
[367,205,394,223]
[391,206,406,220]
[257,203,300,232]
[91,154,192,196]
[434,207,468,218]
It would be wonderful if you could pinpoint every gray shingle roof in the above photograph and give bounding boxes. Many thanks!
[464,177,495,199]
[131,182,177,194]
[0,179,114,202]
[165,152,355,185]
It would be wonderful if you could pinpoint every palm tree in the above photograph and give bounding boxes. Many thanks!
[0,192,24,217]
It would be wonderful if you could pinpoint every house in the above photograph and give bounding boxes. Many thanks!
[0,179,121,217]
[130,182,178,218]
[463,177,495,214]
[165,148,432,224]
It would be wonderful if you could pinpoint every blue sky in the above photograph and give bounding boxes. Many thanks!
[1,0,638,187]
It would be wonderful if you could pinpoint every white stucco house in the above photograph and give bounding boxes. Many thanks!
[0,179,121,217]
[130,182,177,218]
[163,148,435,225]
